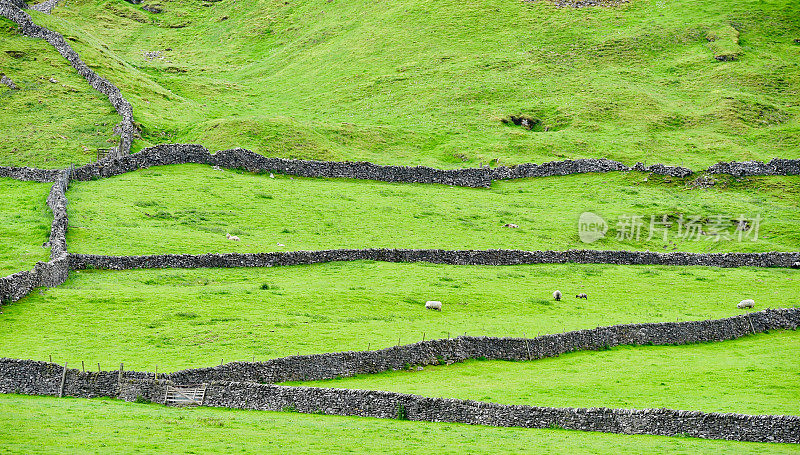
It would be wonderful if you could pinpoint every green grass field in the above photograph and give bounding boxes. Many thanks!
[0,177,53,274]
[2,394,796,454]
[2,0,800,450]
[65,164,800,255]
[15,0,799,168]
[0,20,119,168]
[0,262,796,371]
[293,330,800,416]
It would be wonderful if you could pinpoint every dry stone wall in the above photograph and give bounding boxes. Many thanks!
[46,169,70,258]
[2,309,799,443]
[4,142,800,187]
[63,144,800,187]
[0,170,70,304]
[0,166,62,182]
[2,309,798,390]
[0,1,135,157]
[68,249,800,271]
[156,308,800,384]
[72,144,493,187]
[707,159,800,176]
[122,380,799,444]
[491,159,694,179]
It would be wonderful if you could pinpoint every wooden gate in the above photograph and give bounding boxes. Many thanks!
[164,384,207,406]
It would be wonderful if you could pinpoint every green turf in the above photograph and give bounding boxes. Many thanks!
[0,19,119,169]
[0,177,53,275]
[0,262,796,371]
[292,331,800,417]
[2,395,796,454]
[23,0,799,168]
[3,0,800,449]
[65,164,800,255]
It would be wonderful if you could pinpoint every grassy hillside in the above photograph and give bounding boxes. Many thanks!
[0,263,795,370]
[65,165,800,255]
[0,19,119,168]
[0,178,53,274]
[1,0,799,448]
[24,0,800,168]
[293,330,800,416]
[3,395,796,454]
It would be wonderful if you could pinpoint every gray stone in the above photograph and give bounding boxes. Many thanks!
[0,73,19,90]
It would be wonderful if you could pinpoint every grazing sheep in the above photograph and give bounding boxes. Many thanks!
[737,299,755,309]
[226,233,240,241]
[503,223,519,228]
[553,290,562,301]
[425,301,442,311]
[576,293,588,299]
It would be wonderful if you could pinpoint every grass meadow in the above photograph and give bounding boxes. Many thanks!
[0,262,796,371]
[65,165,800,255]
[0,178,53,274]
[2,394,797,454]
[292,330,800,416]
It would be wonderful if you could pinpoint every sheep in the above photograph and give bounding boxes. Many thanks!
[425,300,442,311]
[576,293,588,299]
[737,299,755,309]
[553,290,562,301]
[226,233,240,241]
[503,223,519,228]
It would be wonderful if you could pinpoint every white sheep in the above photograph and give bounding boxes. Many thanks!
[425,301,442,311]
[737,299,755,309]
[553,290,562,301]
[226,233,240,241]
[576,293,588,299]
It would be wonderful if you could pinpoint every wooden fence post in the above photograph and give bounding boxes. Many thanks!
[58,362,68,398]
